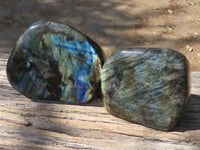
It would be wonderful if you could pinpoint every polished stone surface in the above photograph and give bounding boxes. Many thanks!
[102,48,190,131]
[7,21,104,103]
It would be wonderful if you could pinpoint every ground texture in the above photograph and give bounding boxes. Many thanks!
[0,0,200,71]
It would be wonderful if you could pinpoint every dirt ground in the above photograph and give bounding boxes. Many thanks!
[0,0,200,71]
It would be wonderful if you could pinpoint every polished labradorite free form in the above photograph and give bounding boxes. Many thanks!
[7,21,104,103]
[102,48,189,131]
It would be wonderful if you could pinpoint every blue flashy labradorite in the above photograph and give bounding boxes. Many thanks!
[102,48,190,131]
[7,21,104,103]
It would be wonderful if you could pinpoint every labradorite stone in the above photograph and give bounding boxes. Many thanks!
[102,48,190,131]
[7,21,104,103]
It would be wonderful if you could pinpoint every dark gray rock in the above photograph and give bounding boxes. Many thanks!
[102,48,190,131]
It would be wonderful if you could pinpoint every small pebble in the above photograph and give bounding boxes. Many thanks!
[168,9,174,14]
[166,26,172,31]
[189,2,195,5]
[186,45,193,52]
[154,7,160,10]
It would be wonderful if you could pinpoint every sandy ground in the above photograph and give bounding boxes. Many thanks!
[0,0,200,71]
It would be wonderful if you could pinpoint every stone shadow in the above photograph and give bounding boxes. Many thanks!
[175,94,200,132]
